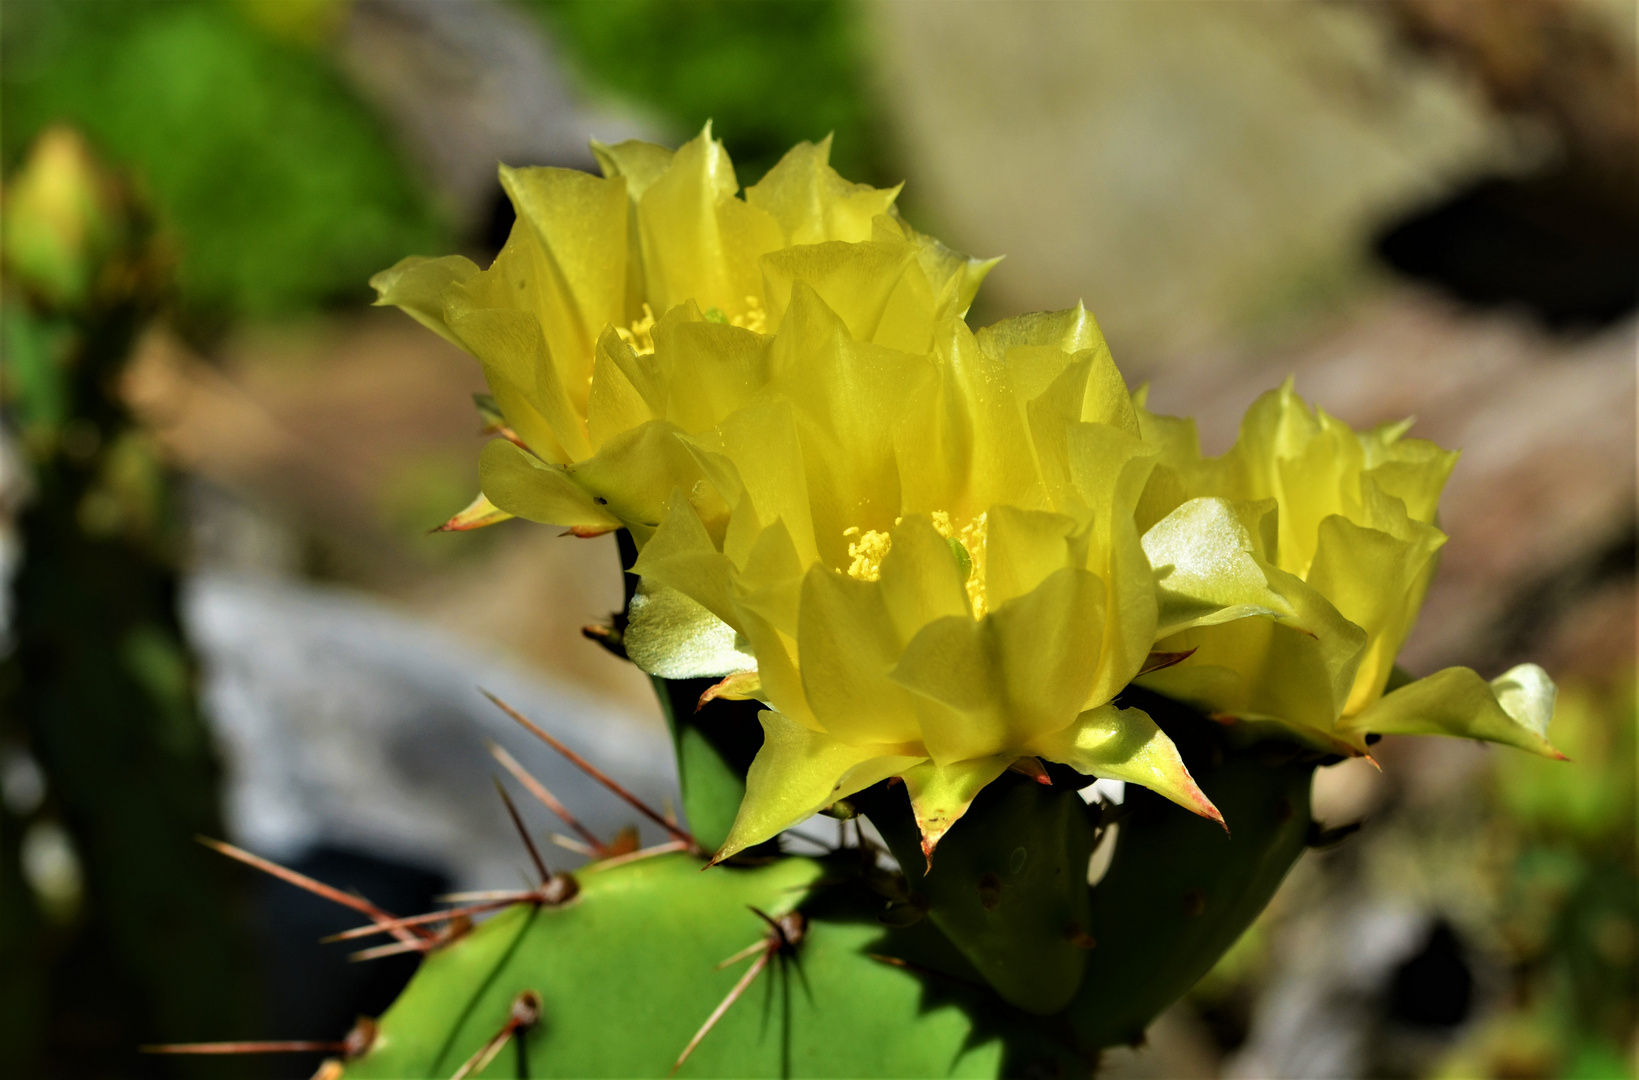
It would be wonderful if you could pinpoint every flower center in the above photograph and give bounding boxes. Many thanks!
[732,294,767,334]
[842,511,990,617]
[616,296,767,365]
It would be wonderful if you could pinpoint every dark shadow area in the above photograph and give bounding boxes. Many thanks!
[253,846,449,1079]
[1375,170,1639,331]
[1386,919,1475,1029]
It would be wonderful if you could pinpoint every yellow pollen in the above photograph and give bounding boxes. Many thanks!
[730,294,767,334]
[842,512,989,614]
[615,303,658,355]
[845,527,892,582]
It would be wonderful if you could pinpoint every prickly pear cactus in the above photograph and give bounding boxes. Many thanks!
[183,128,1565,1080]
[311,686,1321,1079]
[232,527,1334,1080]
[337,851,1085,1079]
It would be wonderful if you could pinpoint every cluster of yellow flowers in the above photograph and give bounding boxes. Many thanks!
[375,129,1559,864]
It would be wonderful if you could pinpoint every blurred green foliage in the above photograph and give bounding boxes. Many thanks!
[2,128,264,1078]
[524,0,884,186]
[1442,673,1638,1080]
[1,0,442,321]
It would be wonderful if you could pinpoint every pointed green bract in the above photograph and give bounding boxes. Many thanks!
[1340,663,1561,758]
[902,755,1016,859]
[478,440,620,534]
[712,711,923,864]
[1028,703,1220,825]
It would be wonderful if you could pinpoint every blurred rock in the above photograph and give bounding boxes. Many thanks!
[336,0,655,232]
[1386,0,1638,219]
[124,315,656,715]
[184,570,677,891]
[866,1,1525,361]
[1310,757,1391,833]
[1224,903,1469,1080]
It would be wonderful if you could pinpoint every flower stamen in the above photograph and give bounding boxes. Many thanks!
[930,511,989,616]
[731,294,766,334]
[615,303,658,355]
[844,526,892,582]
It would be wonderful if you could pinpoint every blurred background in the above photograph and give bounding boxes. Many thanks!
[0,1,1632,1077]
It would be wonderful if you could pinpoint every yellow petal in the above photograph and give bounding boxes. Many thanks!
[712,711,924,863]
[769,286,935,549]
[1088,505,1160,707]
[1028,703,1222,825]
[760,240,917,342]
[446,306,586,463]
[871,231,999,355]
[624,579,755,680]
[735,608,820,733]
[730,514,807,634]
[634,124,779,316]
[1142,497,1292,639]
[497,163,628,371]
[982,506,1078,611]
[797,567,924,746]
[699,399,818,568]
[918,321,1046,516]
[369,255,479,347]
[890,214,998,321]
[478,439,620,532]
[744,134,901,246]
[589,136,674,198]
[1065,422,1156,534]
[586,328,658,450]
[902,755,1015,865]
[890,566,1106,763]
[570,421,719,544]
[975,300,1108,358]
[1009,330,1138,439]
[1340,664,1563,758]
[1140,554,1368,739]
[653,316,769,434]
[877,515,973,638]
[1305,514,1445,715]
[630,489,739,628]
[433,491,513,533]
[1364,442,1458,525]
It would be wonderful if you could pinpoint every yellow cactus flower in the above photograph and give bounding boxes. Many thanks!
[624,294,1299,864]
[1133,380,1561,759]
[371,126,994,544]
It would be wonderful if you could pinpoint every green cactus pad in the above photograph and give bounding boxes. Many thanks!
[339,851,1071,1079]
[650,675,764,854]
